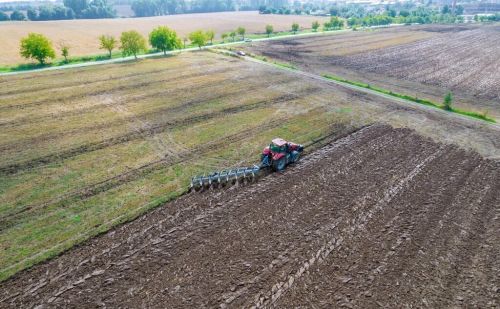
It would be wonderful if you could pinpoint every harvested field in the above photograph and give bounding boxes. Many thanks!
[244,24,500,118]
[1,125,498,308]
[1,51,499,282]
[0,11,328,65]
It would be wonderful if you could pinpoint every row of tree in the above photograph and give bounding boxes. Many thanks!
[220,27,246,42]
[474,13,500,22]
[19,26,236,65]
[0,0,115,21]
[130,0,238,17]
[0,10,27,21]
[19,21,314,65]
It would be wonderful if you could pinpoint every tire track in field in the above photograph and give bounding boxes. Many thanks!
[0,107,299,229]
[0,66,233,111]
[247,135,445,308]
[0,66,241,128]
[0,91,304,176]
[0,64,210,97]
[0,71,291,132]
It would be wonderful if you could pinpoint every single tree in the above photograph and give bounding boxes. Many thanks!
[27,8,38,20]
[189,30,207,49]
[442,4,450,14]
[10,10,27,21]
[63,0,89,16]
[265,24,273,37]
[20,33,56,65]
[149,26,181,55]
[312,21,320,32]
[60,43,70,62]
[0,11,10,21]
[205,30,215,45]
[236,26,245,40]
[221,33,228,42]
[120,30,147,59]
[229,31,236,42]
[443,92,453,111]
[291,22,299,34]
[99,34,117,58]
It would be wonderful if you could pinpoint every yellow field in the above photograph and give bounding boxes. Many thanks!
[0,11,329,65]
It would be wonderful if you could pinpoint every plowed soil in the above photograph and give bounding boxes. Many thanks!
[244,24,500,118]
[1,124,498,308]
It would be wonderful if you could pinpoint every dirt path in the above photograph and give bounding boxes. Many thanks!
[0,124,498,308]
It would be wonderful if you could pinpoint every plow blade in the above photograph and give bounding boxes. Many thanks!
[190,165,261,191]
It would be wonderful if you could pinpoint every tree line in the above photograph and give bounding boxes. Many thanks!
[18,25,249,65]
[17,21,317,66]
[258,1,494,27]
[0,0,115,21]
[131,0,241,17]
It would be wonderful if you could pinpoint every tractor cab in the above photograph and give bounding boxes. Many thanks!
[261,138,303,171]
[270,138,288,153]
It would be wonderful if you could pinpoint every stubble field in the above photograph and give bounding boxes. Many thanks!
[0,11,328,65]
[0,50,499,289]
[244,24,500,118]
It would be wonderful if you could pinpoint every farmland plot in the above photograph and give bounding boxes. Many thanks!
[0,51,499,282]
[0,11,329,65]
[244,24,500,118]
[1,125,498,308]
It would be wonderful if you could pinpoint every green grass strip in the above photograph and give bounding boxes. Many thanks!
[322,74,496,123]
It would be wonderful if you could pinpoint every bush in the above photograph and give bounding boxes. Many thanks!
[0,11,10,21]
[10,10,26,21]
[443,92,453,111]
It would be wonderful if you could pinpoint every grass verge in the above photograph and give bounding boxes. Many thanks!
[322,74,496,123]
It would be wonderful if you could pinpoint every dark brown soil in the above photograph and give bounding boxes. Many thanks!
[244,24,500,118]
[1,124,498,308]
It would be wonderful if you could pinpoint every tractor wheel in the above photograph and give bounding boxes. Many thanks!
[291,151,300,163]
[273,157,286,171]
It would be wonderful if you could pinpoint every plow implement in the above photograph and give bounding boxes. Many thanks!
[189,165,261,191]
[189,138,303,191]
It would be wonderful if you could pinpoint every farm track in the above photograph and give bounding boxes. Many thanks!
[1,125,497,308]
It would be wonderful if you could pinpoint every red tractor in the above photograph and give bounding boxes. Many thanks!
[190,138,303,190]
[260,138,304,171]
